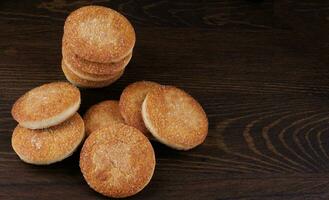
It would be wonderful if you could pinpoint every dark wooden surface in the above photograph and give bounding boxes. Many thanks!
[2,0,329,199]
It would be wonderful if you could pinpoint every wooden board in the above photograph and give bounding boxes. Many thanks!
[1,0,329,199]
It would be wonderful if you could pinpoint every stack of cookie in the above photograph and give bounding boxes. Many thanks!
[61,6,135,88]
[11,82,85,165]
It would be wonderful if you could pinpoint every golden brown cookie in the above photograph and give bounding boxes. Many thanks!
[119,81,162,137]
[62,57,127,81]
[80,123,155,198]
[142,86,208,150]
[64,5,135,63]
[84,100,125,136]
[12,113,85,165]
[62,37,132,76]
[62,60,124,88]
[11,82,80,129]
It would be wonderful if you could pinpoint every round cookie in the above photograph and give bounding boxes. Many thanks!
[62,37,132,76]
[62,57,128,81]
[64,5,135,63]
[62,60,124,88]
[119,81,162,137]
[11,82,80,129]
[12,113,85,165]
[80,123,155,198]
[84,100,125,136]
[142,86,208,150]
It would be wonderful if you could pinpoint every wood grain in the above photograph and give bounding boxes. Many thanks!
[2,0,329,199]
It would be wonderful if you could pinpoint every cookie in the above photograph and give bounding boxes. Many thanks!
[62,57,127,81]
[12,113,85,165]
[64,5,135,63]
[62,60,124,88]
[80,123,155,198]
[84,100,125,136]
[62,37,132,76]
[142,86,208,150]
[11,82,80,129]
[119,81,162,137]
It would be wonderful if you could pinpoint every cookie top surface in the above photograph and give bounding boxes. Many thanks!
[62,39,132,75]
[80,123,155,198]
[119,81,162,137]
[64,5,135,63]
[142,86,208,150]
[84,100,125,136]
[11,82,80,128]
[12,113,85,165]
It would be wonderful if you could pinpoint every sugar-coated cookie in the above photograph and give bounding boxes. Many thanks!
[142,86,208,150]
[119,81,162,137]
[62,60,124,88]
[62,57,127,81]
[62,38,132,76]
[12,113,85,165]
[64,5,135,63]
[84,100,124,136]
[11,82,80,129]
[80,123,155,198]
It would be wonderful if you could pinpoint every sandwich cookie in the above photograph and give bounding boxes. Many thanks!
[11,82,80,129]
[80,123,155,198]
[84,100,124,136]
[12,113,85,165]
[62,60,124,88]
[142,86,208,150]
[64,5,135,63]
[119,81,161,137]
